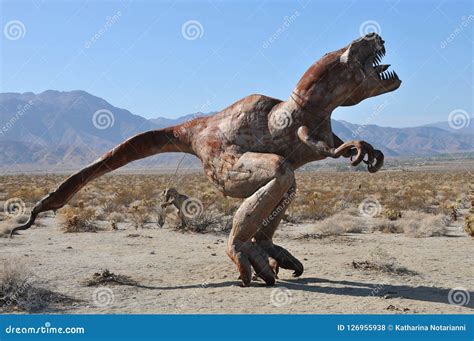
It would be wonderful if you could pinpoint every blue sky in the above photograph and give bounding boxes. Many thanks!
[1,0,472,127]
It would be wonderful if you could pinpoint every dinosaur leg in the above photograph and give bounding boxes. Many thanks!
[223,152,294,287]
[254,183,304,277]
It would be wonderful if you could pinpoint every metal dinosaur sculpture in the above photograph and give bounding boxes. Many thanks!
[158,187,192,227]
[11,33,401,286]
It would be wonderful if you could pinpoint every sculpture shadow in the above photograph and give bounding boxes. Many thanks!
[278,277,474,309]
[148,277,473,309]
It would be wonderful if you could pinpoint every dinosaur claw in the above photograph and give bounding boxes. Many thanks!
[367,149,384,173]
[291,262,304,277]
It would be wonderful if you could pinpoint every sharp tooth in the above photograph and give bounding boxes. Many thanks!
[393,71,398,79]
[375,64,390,73]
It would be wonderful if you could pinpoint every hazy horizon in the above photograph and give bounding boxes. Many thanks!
[1,0,472,128]
[3,88,473,129]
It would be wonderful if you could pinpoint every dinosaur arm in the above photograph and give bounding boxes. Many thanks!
[297,126,337,157]
[297,126,384,172]
[332,133,354,157]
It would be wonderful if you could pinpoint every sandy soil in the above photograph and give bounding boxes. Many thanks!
[1,217,473,314]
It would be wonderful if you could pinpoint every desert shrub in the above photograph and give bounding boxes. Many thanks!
[0,215,39,237]
[370,219,404,234]
[1,170,470,230]
[107,212,124,230]
[59,205,99,233]
[401,211,447,237]
[0,262,74,312]
[352,248,417,276]
[7,186,48,204]
[464,214,474,237]
[381,208,402,221]
[290,190,341,221]
[0,222,12,238]
[351,260,416,276]
[309,210,367,236]
[176,211,232,234]
[84,269,137,286]
[129,200,150,229]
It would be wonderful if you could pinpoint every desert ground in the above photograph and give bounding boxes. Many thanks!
[0,162,473,314]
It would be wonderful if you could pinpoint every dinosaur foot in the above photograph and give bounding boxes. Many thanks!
[228,240,278,287]
[257,241,304,277]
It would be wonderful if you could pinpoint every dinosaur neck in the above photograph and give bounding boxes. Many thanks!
[163,125,195,154]
[291,51,344,115]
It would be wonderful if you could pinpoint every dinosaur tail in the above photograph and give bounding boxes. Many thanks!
[10,127,193,236]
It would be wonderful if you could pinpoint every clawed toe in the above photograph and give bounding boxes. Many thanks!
[228,240,277,287]
[258,242,304,277]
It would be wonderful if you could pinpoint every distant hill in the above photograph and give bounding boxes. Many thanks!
[420,120,473,135]
[334,120,474,156]
[0,90,193,171]
[149,112,214,129]
[0,90,473,172]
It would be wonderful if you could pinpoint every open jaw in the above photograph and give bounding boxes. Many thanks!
[364,41,401,93]
[371,47,399,81]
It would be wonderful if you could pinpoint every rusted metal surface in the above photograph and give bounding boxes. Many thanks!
[11,34,401,287]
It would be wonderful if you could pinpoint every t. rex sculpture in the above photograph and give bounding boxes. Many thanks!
[11,33,401,286]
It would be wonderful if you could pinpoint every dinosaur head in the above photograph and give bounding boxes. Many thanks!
[292,33,401,111]
[163,187,178,202]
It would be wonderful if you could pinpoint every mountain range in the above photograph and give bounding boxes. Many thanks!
[0,90,472,172]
